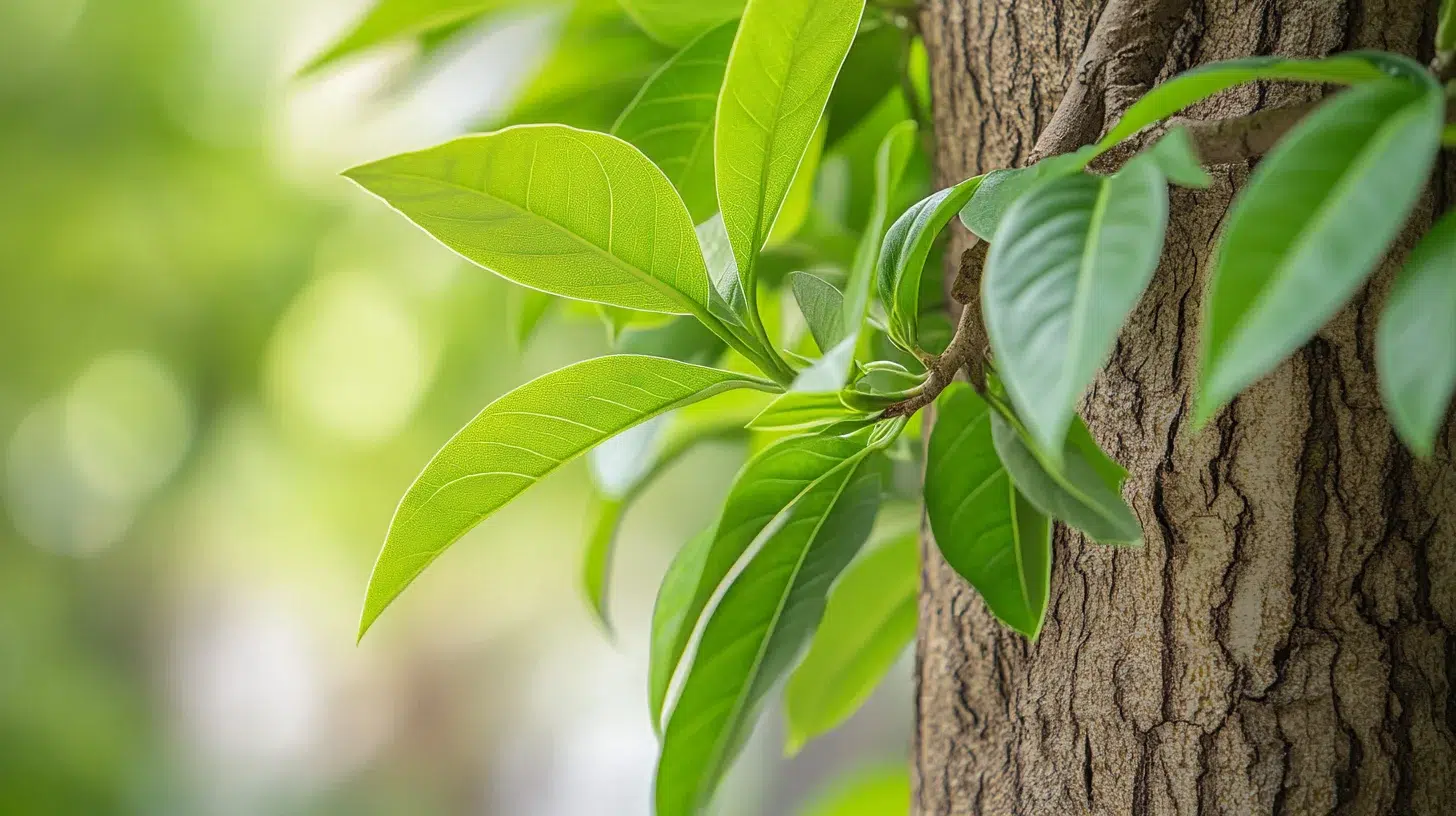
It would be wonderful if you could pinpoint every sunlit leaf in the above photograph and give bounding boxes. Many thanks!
[767,116,829,248]
[300,0,522,76]
[984,158,1167,459]
[925,384,1051,637]
[1197,72,1444,423]
[1378,210,1456,456]
[716,0,867,298]
[613,21,736,223]
[798,765,911,816]
[878,174,982,352]
[656,453,883,816]
[784,529,916,752]
[650,527,717,736]
[358,355,776,638]
[1098,54,1389,148]
[620,0,745,47]
[790,271,846,354]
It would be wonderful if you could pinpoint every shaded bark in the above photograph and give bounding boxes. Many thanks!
[914,1,1456,813]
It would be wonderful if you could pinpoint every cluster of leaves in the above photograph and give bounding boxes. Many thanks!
[313,0,1456,812]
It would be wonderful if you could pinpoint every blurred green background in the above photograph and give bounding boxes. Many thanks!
[0,0,910,812]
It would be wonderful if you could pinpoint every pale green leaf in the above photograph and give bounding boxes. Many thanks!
[716,0,867,298]
[1146,127,1212,189]
[300,0,520,76]
[613,21,737,223]
[620,0,745,47]
[358,355,775,638]
[1098,54,1389,149]
[1197,72,1444,424]
[346,125,714,317]
[925,384,1051,637]
[878,174,982,352]
[784,530,916,753]
[798,765,911,816]
[509,286,556,348]
[790,271,846,354]
[581,492,627,631]
[984,159,1167,459]
[749,391,863,430]
[958,147,1095,241]
[988,403,1140,546]
[656,455,883,816]
[1378,210,1456,457]
[650,527,717,736]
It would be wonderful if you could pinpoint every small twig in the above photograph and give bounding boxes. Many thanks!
[882,301,980,418]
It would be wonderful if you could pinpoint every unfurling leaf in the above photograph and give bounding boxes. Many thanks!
[1378,210,1456,457]
[656,453,883,816]
[984,158,1167,459]
[784,529,917,752]
[877,175,982,352]
[716,0,867,297]
[1197,70,1444,423]
[619,0,745,47]
[925,384,1051,637]
[614,21,737,223]
[358,355,776,638]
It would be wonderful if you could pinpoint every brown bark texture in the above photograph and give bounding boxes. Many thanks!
[914,1,1456,814]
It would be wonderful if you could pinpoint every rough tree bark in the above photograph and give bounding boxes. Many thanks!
[914,1,1456,813]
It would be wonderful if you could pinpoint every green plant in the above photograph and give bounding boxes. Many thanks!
[316,0,1456,811]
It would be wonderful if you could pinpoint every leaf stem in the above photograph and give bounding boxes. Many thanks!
[880,301,982,418]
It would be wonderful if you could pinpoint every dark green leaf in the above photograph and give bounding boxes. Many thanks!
[877,174,982,352]
[656,455,883,816]
[790,271,847,354]
[613,21,736,223]
[1378,209,1456,456]
[784,529,916,751]
[620,0,745,46]
[989,404,1140,546]
[1197,73,1444,423]
[925,384,1051,637]
[984,158,1167,458]
[358,355,776,638]
[1441,0,1456,52]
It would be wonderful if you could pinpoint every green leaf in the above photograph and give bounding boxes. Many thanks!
[1145,127,1212,189]
[620,0,745,47]
[656,454,883,816]
[958,148,1095,241]
[1378,210,1456,457]
[613,21,737,223]
[767,116,829,248]
[716,0,867,300]
[925,384,1051,637]
[988,404,1141,546]
[984,158,1168,459]
[1196,72,1444,424]
[784,529,916,753]
[509,286,555,348]
[878,174,983,352]
[581,492,628,632]
[358,355,776,638]
[300,0,520,76]
[650,527,717,736]
[790,271,846,354]
[1442,0,1456,53]
[1098,54,1389,149]
[749,391,863,430]
[825,21,907,149]
[346,125,714,317]
[798,765,911,816]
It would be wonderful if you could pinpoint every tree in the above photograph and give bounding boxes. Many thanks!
[915,1,1456,812]
[307,0,1456,812]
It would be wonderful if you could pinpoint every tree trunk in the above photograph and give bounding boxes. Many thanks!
[914,1,1456,814]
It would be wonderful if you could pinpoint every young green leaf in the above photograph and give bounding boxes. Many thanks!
[877,175,983,352]
[1378,210,1456,457]
[783,529,917,753]
[346,125,713,316]
[1197,73,1444,424]
[613,21,736,223]
[357,355,776,639]
[789,271,847,354]
[1098,54,1389,148]
[649,527,717,736]
[749,391,865,430]
[656,456,883,816]
[716,0,866,299]
[984,158,1168,459]
[619,0,745,47]
[925,384,1051,637]
[1146,127,1212,189]
[798,765,911,816]
[300,0,518,76]
[958,147,1095,240]
[581,492,627,632]
[988,405,1140,546]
